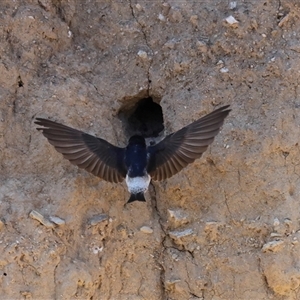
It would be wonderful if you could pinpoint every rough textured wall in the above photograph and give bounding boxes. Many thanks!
[1,0,300,299]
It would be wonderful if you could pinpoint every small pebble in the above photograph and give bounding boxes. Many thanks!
[165,279,181,284]
[229,1,237,9]
[205,221,219,226]
[251,19,258,30]
[89,214,108,226]
[278,14,291,27]
[220,67,229,73]
[262,240,284,253]
[49,216,65,226]
[135,3,143,11]
[0,219,4,230]
[171,253,179,261]
[225,15,239,25]
[217,60,224,66]
[284,218,292,226]
[21,291,32,298]
[190,15,198,26]
[167,209,189,225]
[29,210,54,228]
[93,246,103,254]
[169,228,193,239]
[164,40,175,49]
[158,13,166,22]
[292,239,298,245]
[162,2,171,14]
[196,40,207,52]
[273,218,280,227]
[140,226,153,234]
[270,232,282,237]
[246,76,253,83]
[137,50,148,59]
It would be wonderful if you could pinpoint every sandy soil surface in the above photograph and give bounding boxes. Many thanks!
[1,1,300,299]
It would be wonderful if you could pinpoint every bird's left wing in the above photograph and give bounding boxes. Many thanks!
[35,118,126,183]
[147,105,231,181]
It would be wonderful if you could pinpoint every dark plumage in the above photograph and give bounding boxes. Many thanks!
[35,105,231,203]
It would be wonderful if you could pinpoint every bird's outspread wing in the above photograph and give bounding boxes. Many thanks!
[147,105,231,181]
[35,118,126,183]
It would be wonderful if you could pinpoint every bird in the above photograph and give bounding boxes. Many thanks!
[35,105,231,203]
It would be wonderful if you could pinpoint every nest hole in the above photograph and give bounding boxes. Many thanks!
[118,97,164,141]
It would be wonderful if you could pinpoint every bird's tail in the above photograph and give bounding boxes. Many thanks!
[127,192,146,203]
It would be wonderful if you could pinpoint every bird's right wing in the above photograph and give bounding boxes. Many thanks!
[147,105,231,181]
[35,118,126,183]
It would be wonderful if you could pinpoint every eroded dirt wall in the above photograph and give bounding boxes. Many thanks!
[1,0,300,299]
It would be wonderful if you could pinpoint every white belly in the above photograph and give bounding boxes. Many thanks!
[126,174,151,194]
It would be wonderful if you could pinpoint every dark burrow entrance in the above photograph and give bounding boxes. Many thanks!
[118,97,164,145]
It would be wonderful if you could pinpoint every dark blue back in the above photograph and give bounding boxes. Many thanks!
[125,143,148,177]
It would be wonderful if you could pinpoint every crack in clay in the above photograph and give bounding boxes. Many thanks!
[119,260,126,294]
[38,0,68,24]
[136,267,144,297]
[171,244,195,259]
[128,0,153,95]
[258,257,271,294]
[54,1,67,24]
[149,182,167,299]
[185,279,202,299]
[53,257,61,297]
[149,184,200,296]
[12,98,17,115]
[237,168,241,187]
[216,182,233,219]
[223,187,233,219]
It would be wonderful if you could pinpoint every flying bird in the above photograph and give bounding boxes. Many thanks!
[35,105,230,203]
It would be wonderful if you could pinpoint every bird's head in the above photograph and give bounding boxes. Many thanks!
[128,135,146,146]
